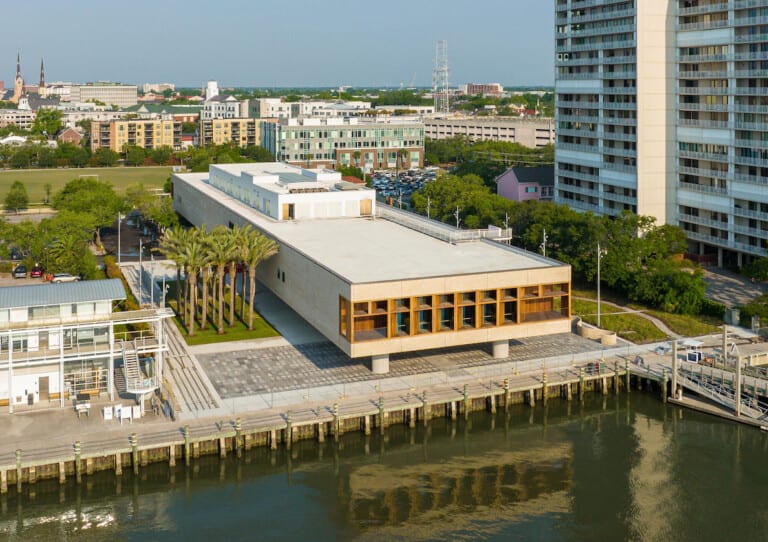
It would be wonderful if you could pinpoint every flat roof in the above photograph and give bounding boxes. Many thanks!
[0,279,126,310]
[175,173,565,284]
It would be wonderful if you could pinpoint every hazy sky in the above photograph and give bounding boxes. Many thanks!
[3,0,554,89]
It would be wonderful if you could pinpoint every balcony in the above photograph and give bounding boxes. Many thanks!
[677,181,728,195]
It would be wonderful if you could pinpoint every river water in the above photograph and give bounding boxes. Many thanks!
[1,393,766,542]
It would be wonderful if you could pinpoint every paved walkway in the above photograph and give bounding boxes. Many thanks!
[574,296,681,339]
[703,268,768,307]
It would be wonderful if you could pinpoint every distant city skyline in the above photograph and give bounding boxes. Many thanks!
[1,0,554,89]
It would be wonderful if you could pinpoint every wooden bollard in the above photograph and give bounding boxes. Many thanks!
[579,368,585,401]
[625,360,631,393]
[58,462,66,484]
[1,469,8,494]
[364,415,371,436]
[73,443,81,485]
[114,453,122,476]
[333,403,340,441]
[270,429,278,450]
[169,445,176,467]
[219,437,227,458]
[463,384,469,419]
[285,411,292,449]
[184,425,191,465]
[131,433,139,475]
[504,378,510,409]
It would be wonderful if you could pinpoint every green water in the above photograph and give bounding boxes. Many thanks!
[1,394,766,542]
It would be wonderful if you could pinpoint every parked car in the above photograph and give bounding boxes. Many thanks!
[51,273,80,283]
[12,265,26,279]
[30,265,43,278]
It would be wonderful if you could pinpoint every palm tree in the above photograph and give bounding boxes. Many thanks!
[241,229,279,330]
[158,227,192,320]
[182,233,205,336]
[227,225,248,327]
[208,226,234,334]
[197,226,214,330]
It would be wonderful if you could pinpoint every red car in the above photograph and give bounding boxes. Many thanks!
[30,265,43,278]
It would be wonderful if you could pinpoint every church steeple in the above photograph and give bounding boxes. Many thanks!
[16,52,20,78]
[11,52,23,104]
[39,58,45,89]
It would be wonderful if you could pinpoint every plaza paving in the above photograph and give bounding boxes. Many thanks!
[196,333,603,399]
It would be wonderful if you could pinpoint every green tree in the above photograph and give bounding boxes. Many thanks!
[31,109,63,138]
[240,226,279,330]
[93,148,119,167]
[207,226,236,334]
[150,146,173,165]
[243,145,275,162]
[743,258,768,282]
[52,177,126,247]
[4,180,28,213]
[125,145,147,167]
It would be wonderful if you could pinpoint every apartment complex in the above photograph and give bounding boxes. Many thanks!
[555,0,768,266]
[425,116,556,148]
[461,83,505,96]
[90,119,182,152]
[70,83,138,108]
[199,118,262,147]
[261,117,424,171]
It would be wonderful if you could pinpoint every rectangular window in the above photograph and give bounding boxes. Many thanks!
[418,310,432,333]
[461,305,475,329]
[439,308,454,331]
[482,304,497,326]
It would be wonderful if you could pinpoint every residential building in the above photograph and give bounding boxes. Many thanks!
[205,80,219,101]
[201,95,243,120]
[424,116,555,147]
[462,83,505,96]
[261,117,424,171]
[90,119,182,152]
[0,109,35,130]
[61,108,127,129]
[70,83,138,108]
[374,105,436,116]
[142,83,175,94]
[199,118,262,147]
[56,127,83,146]
[290,100,372,118]
[0,279,171,412]
[554,1,673,222]
[497,166,555,202]
[555,0,768,266]
[124,103,202,124]
[172,163,571,374]
[254,98,292,119]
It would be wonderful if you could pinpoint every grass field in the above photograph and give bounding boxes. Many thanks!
[0,166,172,203]
[572,298,668,343]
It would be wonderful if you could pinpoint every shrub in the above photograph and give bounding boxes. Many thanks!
[699,298,725,319]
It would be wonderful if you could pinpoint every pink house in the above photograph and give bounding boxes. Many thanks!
[496,166,554,202]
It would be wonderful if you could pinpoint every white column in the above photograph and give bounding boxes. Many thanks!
[371,354,389,374]
[492,340,509,359]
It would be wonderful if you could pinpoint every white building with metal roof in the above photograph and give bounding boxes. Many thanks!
[0,279,172,413]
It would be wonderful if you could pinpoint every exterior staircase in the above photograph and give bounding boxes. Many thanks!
[120,340,157,394]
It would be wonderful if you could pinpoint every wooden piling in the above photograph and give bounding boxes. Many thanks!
[542,372,548,405]
[184,425,191,466]
[219,437,227,458]
[504,378,510,409]
[579,368,585,401]
[270,429,278,450]
[235,418,242,456]
[285,412,293,450]
[333,403,340,441]
[73,443,81,485]
[528,389,536,407]
[566,383,573,401]
[463,384,469,420]
[58,462,66,484]
[625,360,631,393]
[169,445,176,467]
[86,457,95,476]
[614,361,619,395]
[422,391,430,426]
[131,433,139,475]
[0,469,6,494]
[115,453,122,476]
[601,377,608,396]
[317,422,325,443]
[409,407,416,429]
[364,415,371,436]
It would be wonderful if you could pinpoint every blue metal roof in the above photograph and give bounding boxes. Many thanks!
[0,279,126,309]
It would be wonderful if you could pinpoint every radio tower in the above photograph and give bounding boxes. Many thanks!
[432,40,450,114]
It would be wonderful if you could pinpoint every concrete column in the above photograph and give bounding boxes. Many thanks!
[492,340,509,359]
[371,354,390,374]
[566,383,572,401]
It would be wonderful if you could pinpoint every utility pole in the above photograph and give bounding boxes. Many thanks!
[597,243,607,328]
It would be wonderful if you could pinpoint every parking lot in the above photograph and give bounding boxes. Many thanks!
[372,167,437,205]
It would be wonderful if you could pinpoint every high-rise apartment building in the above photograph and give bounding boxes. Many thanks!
[555,0,768,266]
[90,119,181,152]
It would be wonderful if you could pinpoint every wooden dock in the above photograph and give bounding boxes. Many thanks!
[0,359,668,494]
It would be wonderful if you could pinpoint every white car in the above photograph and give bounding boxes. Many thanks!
[51,273,80,283]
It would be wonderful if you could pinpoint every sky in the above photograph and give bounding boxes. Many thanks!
[2,0,554,89]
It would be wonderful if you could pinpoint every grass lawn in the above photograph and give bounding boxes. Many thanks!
[572,298,668,343]
[168,298,280,346]
[573,288,721,338]
[0,166,171,203]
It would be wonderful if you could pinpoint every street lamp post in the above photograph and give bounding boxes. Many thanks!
[138,237,143,307]
[597,243,607,328]
[117,213,123,265]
